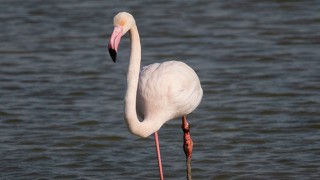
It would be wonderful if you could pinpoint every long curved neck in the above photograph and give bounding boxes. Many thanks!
[124,24,160,138]
[125,24,141,117]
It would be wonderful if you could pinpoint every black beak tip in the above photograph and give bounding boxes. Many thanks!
[108,48,117,63]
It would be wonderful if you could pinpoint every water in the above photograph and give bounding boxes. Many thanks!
[1,0,319,179]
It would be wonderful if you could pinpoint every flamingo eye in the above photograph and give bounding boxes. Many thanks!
[119,20,126,26]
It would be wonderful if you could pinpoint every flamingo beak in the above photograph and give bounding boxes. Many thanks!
[108,26,123,63]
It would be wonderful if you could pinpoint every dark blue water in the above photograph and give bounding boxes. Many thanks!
[1,0,319,179]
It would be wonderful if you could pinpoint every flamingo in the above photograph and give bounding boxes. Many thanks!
[108,12,203,180]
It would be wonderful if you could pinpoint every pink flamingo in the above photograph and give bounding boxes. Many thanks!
[108,12,202,180]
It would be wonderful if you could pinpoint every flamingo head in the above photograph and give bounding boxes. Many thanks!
[108,12,135,62]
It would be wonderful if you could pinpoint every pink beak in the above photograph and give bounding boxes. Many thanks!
[108,26,123,62]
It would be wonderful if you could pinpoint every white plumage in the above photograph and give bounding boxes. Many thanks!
[108,12,203,138]
[137,61,202,127]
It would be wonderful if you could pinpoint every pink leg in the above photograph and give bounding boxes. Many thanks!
[154,131,164,180]
[182,116,193,180]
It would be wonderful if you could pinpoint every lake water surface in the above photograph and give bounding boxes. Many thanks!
[1,0,319,179]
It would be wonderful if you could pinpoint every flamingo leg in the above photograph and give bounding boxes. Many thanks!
[154,131,164,180]
[182,116,193,180]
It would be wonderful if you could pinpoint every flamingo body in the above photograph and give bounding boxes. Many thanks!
[137,61,202,124]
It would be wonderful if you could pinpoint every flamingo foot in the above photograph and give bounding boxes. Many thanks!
[182,116,193,180]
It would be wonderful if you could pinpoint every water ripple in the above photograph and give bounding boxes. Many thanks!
[1,0,320,179]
